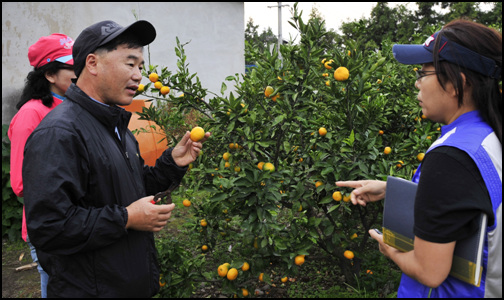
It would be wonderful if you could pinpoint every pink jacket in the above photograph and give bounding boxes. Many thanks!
[8,97,62,241]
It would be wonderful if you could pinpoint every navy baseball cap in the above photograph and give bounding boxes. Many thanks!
[73,20,156,77]
[393,31,501,79]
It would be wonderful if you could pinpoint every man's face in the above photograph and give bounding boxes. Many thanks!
[95,45,144,106]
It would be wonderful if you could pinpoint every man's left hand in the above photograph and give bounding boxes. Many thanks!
[172,131,211,167]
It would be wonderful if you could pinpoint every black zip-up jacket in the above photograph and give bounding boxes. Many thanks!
[23,83,187,297]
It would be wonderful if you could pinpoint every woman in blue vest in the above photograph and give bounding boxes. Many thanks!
[336,19,501,297]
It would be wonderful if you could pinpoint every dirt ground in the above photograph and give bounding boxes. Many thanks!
[2,238,42,298]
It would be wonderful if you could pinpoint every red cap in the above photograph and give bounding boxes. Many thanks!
[28,33,74,69]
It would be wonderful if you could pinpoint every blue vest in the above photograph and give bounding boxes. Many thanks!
[399,111,502,298]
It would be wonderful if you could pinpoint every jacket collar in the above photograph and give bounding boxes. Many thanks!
[65,83,131,131]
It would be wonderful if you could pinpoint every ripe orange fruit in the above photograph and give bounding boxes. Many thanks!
[315,181,323,188]
[384,146,392,155]
[264,86,274,97]
[259,273,264,281]
[271,93,280,102]
[334,66,350,81]
[350,233,358,240]
[324,60,334,70]
[190,126,205,142]
[200,219,207,227]
[263,162,275,172]
[149,72,159,83]
[332,191,342,201]
[227,268,238,280]
[223,152,230,161]
[160,86,170,95]
[344,250,354,260]
[241,262,250,271]
[396,160,404,168]
[417,153,425,162]
[379,130,384,135]
[159,276,166,287]
[154,81,163,89]
[343,195,351,202]
[137,84,145,92]
[202,245,208,252]
[182,199,191,207]
[218,264,229,277]
[294,255,305,266]
[257,162,265,170]
[224,162,231,168]
[242,288,249,297]
[234,166,241,172]
[319,127,327,136]
[281,276,288,283]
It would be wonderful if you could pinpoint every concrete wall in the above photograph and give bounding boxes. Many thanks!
[2,2,244,124]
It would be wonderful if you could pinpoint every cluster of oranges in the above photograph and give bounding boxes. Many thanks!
[257,161,275,172]
[145,72,170,95]
[321,58,350,85]
[331,191,351,203]
[264,86,280,101]
[217,262,252,296]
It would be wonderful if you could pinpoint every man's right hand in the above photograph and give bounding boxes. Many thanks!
[125,196,175,232]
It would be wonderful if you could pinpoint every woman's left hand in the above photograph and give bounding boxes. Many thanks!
[368,229,401,259]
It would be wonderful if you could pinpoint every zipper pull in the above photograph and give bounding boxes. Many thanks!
[125,152,129,159]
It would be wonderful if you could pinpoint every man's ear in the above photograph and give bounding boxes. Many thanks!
[85,53,100,76]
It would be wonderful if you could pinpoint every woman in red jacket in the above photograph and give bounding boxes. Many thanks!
[8,33,74,298]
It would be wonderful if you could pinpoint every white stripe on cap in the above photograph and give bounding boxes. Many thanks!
[55,54,73,63]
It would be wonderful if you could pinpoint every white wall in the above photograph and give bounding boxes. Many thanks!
[2,2,244,124]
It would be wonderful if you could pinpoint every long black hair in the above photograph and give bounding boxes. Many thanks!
[16,61,72,110]
[433,19,502,144]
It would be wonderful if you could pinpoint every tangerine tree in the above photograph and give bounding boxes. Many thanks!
[137,3,439,296]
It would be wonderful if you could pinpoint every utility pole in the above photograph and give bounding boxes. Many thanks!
[268,2,289,62]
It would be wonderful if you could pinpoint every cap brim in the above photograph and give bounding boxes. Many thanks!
[392,44,434,65]
[99,20,156,47]
[55,55,74,65]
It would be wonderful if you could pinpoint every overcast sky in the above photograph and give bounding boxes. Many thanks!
[244,2,493,43]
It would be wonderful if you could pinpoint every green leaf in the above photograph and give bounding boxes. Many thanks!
[319,196,333,204]
[272,115,285,127]
[323,225,334,236]
[321,166,334,176]
[226,121,235,134]
[220,82,227,95]
[210,192,227,202]
[327,204,339,214]
[343,130,355,147]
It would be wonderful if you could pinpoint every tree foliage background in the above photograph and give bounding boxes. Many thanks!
[245,2,502,59]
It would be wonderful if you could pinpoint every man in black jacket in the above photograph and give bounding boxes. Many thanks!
[23,20,210,297]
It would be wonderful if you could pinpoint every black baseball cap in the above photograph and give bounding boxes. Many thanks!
[73,20,156,77]
[393,30,501,79]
